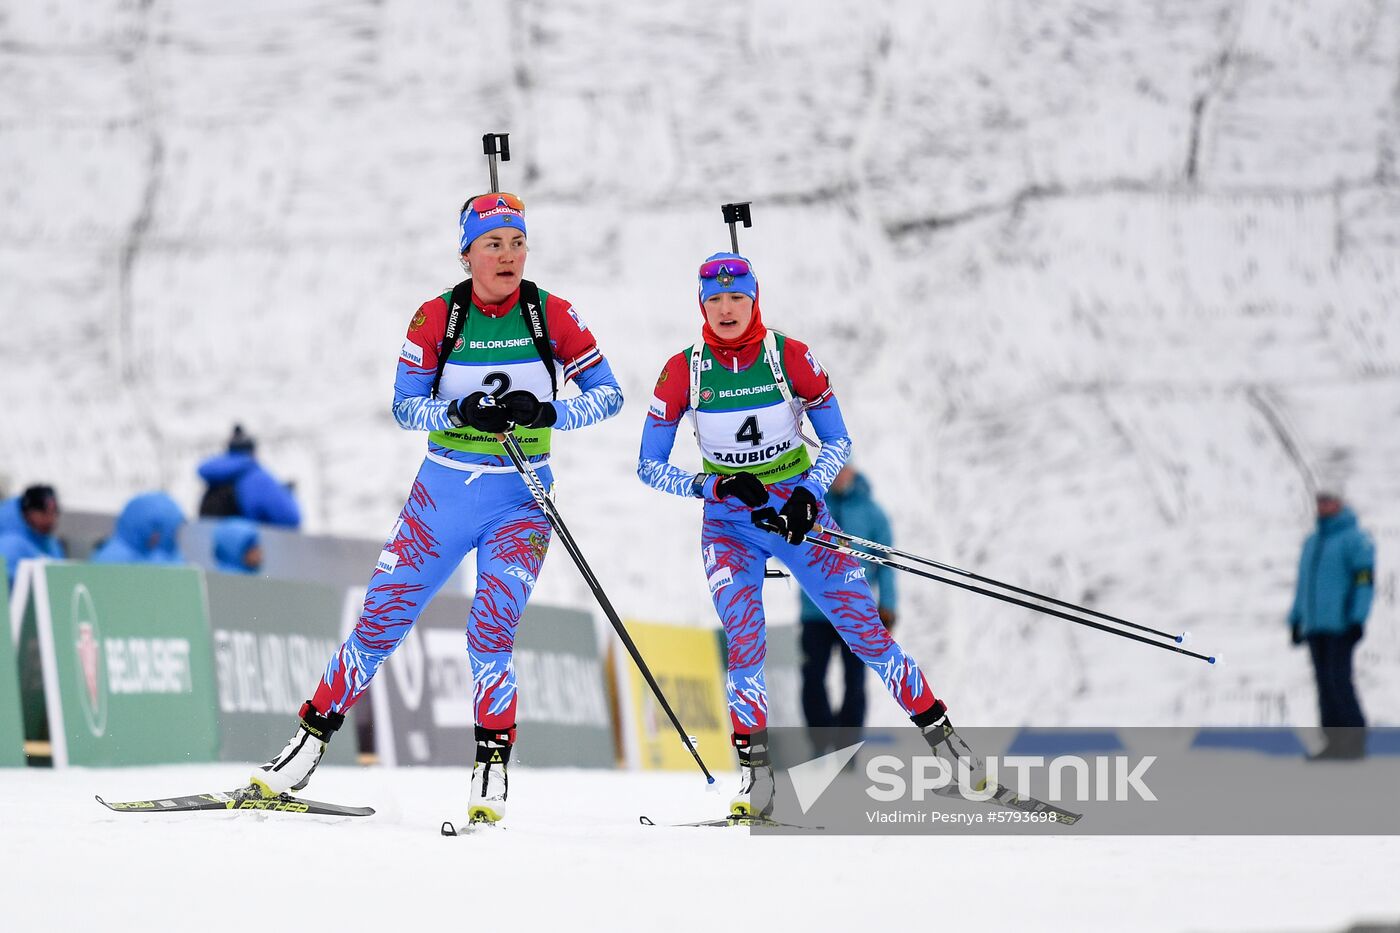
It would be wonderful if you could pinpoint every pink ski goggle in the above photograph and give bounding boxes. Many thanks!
[698,258,752,280]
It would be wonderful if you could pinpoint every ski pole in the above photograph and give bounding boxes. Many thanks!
[805,533,1215,663]
[814,524,1185,644]
[752,513,1214,663]
[721,202,752,252]
[497,432,716,782]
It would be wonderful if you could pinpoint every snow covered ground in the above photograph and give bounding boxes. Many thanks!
[0,763,1396,933]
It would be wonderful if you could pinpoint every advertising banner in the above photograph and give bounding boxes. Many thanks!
[0,572,23,765]
[204,573,357,764]
[617,620,730,771]
[372,592,614,768]
[34,563,220,767]
[10,560,49,745]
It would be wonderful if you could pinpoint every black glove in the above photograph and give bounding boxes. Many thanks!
[1290,624,1303,646]
[447,392,512,434]
[776,486,819,544]
[878,606,896,632]
[1346,624,1364,646]
[714,472,769,508]
[499,390,558,429]
[751,506,784,535]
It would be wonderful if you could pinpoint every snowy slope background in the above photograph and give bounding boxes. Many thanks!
[2,0,1399,730]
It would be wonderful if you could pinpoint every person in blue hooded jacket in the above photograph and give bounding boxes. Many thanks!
[196,425,302,529]
[0,485,65,584]
[798,465,897,754]
[212,517,263,575]
[91,492,186,565]
[1288,489,1376,760]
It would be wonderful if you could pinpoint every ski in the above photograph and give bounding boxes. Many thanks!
[638,814,822,830]
[95,788,374,818]
[441,819,504,837]
[983,784,1083,825]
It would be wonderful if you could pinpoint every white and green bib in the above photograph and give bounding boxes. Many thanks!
[688,331,812,484]
[431,293,558,456]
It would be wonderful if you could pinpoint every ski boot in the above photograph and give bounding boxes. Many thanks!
[913,700,990,798]
[729,730,775,821]
[248,700,345,799]
[468,724,515,824]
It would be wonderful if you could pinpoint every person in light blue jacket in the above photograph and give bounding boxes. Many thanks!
[0,485,65,584]
[212,517,263,575]
[1288,489,1376,760]
[91,492,186,565]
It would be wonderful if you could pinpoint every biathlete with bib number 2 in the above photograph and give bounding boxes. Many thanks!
[247,191,623,825]
[636,250,984,820]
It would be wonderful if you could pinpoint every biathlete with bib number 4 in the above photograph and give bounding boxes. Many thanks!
[637,249,984,819]
[248,191,623,825]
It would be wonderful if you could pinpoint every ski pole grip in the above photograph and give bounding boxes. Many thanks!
[751,506,785,536]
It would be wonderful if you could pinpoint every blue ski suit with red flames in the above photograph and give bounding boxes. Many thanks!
[637,331,939,734]
[310,285,622,732]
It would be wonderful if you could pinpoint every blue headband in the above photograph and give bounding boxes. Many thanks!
[459,196,527,252]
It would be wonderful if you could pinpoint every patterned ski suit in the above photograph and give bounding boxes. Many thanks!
[311,284,622,732]
[637,331,938,734]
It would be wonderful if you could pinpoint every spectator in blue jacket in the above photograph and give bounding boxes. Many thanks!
[197,425,302,529]
[798,465,897,754]
[1288,488,1376,760]
[0,485,66,584]
[212,517,264,575]
[91,492,186,565]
